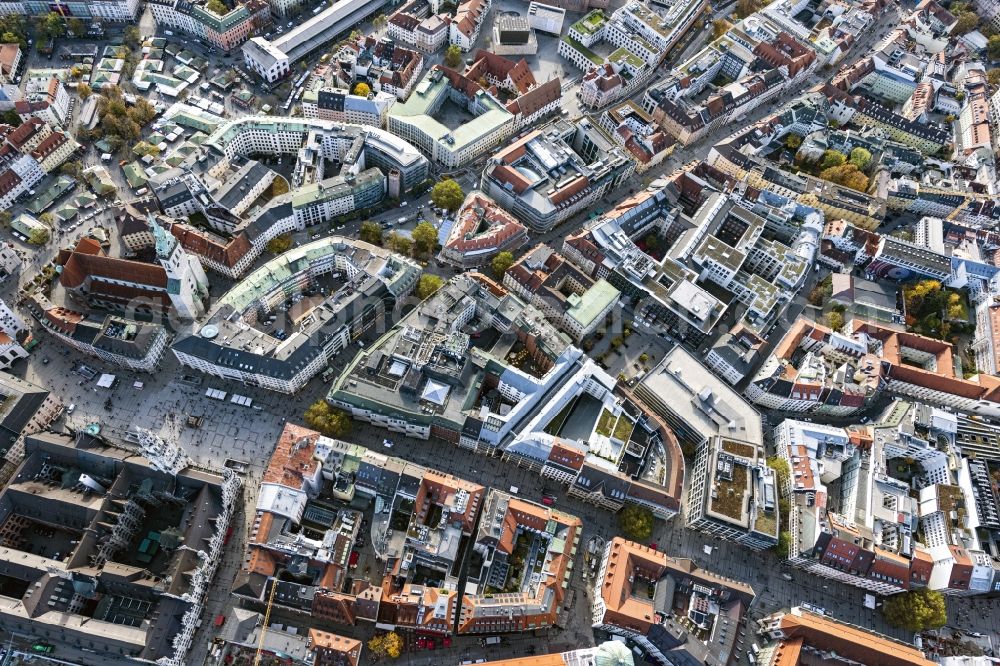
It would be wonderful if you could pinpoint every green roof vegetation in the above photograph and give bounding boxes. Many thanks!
[721,439,756,458]
[612,415,634,442]
[596,409,616,438]
[710,462,747,520]
[573,10,607,36]
[562,35,604,65]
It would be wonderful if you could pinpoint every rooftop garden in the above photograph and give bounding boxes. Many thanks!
[562,36,604,66]
[721,439,755,459]
[574,10,607,36]
[612,415,634,442]
[596,409,616,438]
[711,463,747,520]
[755,509,777,536]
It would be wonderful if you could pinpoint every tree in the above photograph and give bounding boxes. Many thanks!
[132,141,160,157]
[953,11,978,35]
[775,530,792,558]
[638,352,649,364]
[766,456,791,489]
[820,149,846,169]
[61,160,83,179]
[0,211,11,228]
[37,12,65,41]
[883,589,947,632]
[416,273,444,300]
[947,292,964,320]
[352,82,371,97]
[123,25,141,49]
[411,221,438,255]
[734,0,766,19]
[826,310,844,332]
[386,231,413,256]
[989,69,1000,87]
[368,632,403,659]
[819,163,869,192]
[491,250,514,278]
[266,233,293,254]
[38,212,54,226]
[372,14,388,30]
[67,18,85,37]
[270,176,289,197]
[431,178,464,211]
[359,220,383,245]
[849,147,872,170]
[444,44,462,68]
[28,227,50,245]
[0,109,21,125]
[711,18,731,39]
[205,0,228,15]
[989,35,1000,60]
[303,399,352,437]
[784,134,802,150]
[617,504,654,541]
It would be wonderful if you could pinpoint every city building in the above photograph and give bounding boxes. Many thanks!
[205,116,429,193]
[0,43,21,84]
[307,629,363,666]
[684,432,779,551]
[328,273,578,448]
[56,226,209,320]
[388,66,560,168]
[747,318,1000,418]
[0,429,239,664]
[502,244,619,342]
[438,190,528,269]
[0,0,140,20]
[527,2,566,35]
[386,0,450,54]
[149,0,254,53]
[450,0,490,52]
[0,372,61,467]
[301,87,396,127]
[335,37,425,102]
[242,0,387,82]
[557,1,704,110]
[460,489,581,633]
[0,298,29,371]
[757,606,934,666]
[171,236,419,393]
[563,170,820,347]
[25,294,171,373]
[598,101,674,173]
[235,423,484,635]
[17,75,70,127]
[592,537,756,664]
[491,14,537,56]
[643,21,816,145]
[0,244,19,280]
[481,117,635,233]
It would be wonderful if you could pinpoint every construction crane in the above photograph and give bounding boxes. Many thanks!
[253,578,279,666]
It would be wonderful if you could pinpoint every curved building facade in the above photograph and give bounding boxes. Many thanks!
[171,236,420,393]
[205,117,430,192]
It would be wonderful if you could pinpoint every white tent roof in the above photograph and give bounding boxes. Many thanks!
[421,378,450,406]
[97,374,117,388]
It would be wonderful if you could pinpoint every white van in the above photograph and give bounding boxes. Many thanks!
[66,404,76,415]
[484,636,501,646]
